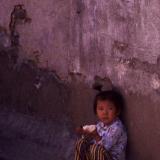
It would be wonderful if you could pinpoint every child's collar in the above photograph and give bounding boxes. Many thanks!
[100,117,119,127]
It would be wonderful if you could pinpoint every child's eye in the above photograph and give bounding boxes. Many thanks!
[97,107,104,111]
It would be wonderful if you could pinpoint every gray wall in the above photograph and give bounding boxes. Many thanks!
[0,0,160,160]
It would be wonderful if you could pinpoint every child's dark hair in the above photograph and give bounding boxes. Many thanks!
[93,90,125,115]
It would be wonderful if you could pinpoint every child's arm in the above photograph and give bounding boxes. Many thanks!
[98,126,126,151]
[75,126,91,136]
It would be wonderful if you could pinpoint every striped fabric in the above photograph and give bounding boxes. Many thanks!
[75,137,112,160]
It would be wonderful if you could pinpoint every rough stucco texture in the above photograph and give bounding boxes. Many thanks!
[0,0,160,160]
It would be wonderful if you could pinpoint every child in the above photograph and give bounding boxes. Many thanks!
[75,90,127,160]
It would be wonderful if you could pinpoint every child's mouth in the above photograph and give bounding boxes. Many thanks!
[102,117,109,121]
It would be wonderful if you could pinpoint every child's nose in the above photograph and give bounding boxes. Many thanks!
[103,110,108,115]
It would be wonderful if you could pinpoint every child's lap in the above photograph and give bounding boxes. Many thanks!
[76,138,113,160]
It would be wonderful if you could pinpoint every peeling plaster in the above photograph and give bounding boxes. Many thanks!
[151,74,160,90]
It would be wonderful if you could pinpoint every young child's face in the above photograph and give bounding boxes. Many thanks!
[96,100,119,125]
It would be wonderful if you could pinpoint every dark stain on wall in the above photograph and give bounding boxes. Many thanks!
[9,4,31,46]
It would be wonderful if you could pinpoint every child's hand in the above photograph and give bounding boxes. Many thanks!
[75,126,84,135]
[75,125,101,142]
[75,126,89,135]
[89,129,101,142]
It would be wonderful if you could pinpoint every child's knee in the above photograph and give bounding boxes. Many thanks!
[90,144,106,156]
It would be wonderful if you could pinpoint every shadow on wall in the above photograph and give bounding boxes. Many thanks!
[0,47,76,160]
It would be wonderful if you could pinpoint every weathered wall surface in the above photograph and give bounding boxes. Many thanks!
[0,0,160,160]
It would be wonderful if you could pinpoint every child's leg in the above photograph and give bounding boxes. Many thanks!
[89,144,112,160]
[75,137,91,160]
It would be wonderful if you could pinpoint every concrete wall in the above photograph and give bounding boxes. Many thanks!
[0,0,160,160]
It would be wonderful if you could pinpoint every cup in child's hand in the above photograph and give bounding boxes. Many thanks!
[82,125,96,132]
